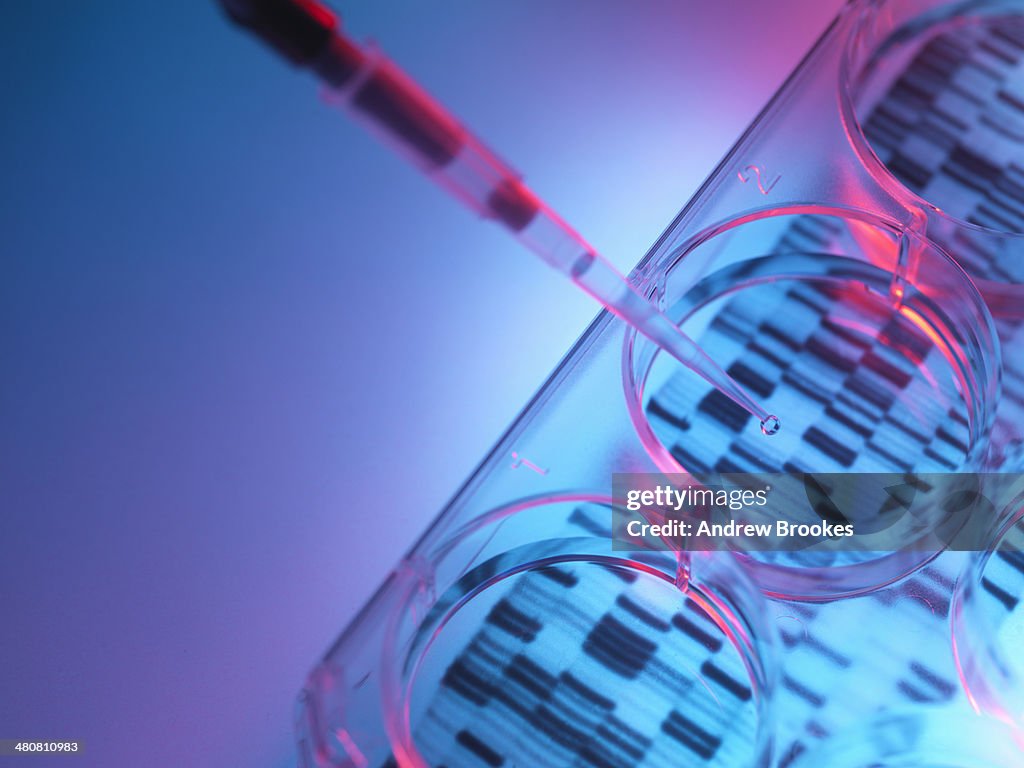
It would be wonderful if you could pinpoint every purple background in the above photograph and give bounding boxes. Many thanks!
[1,1,843,766]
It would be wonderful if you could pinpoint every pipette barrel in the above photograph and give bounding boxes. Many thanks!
[219,0,779,432]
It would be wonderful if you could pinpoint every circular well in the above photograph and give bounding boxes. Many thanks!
[382,495,776,767]
[952,490,1024,725]
[842,0,1024,311]
[624,209,1000,599]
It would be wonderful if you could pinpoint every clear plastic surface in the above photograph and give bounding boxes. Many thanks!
[624,209,999,598]
[378,496,777,768]
[296,2,1024,766]
[786,708,1024,767]
[843,0,1024,462]
[952,496,1024,725]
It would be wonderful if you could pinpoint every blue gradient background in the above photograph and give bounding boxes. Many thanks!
[1,2,843,766]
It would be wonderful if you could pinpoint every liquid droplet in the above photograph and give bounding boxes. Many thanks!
[760,415,781,436]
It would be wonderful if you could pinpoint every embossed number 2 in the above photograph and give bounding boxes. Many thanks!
[737,164,781,194]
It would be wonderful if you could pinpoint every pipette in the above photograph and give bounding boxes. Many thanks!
[219,0,781,435]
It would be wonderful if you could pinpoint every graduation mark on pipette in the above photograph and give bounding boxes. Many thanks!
[219,0,781,435]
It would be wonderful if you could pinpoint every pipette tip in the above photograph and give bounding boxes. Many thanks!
[760,415,781,436]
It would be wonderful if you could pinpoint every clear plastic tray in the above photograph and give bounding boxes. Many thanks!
[297,2,1024,766]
